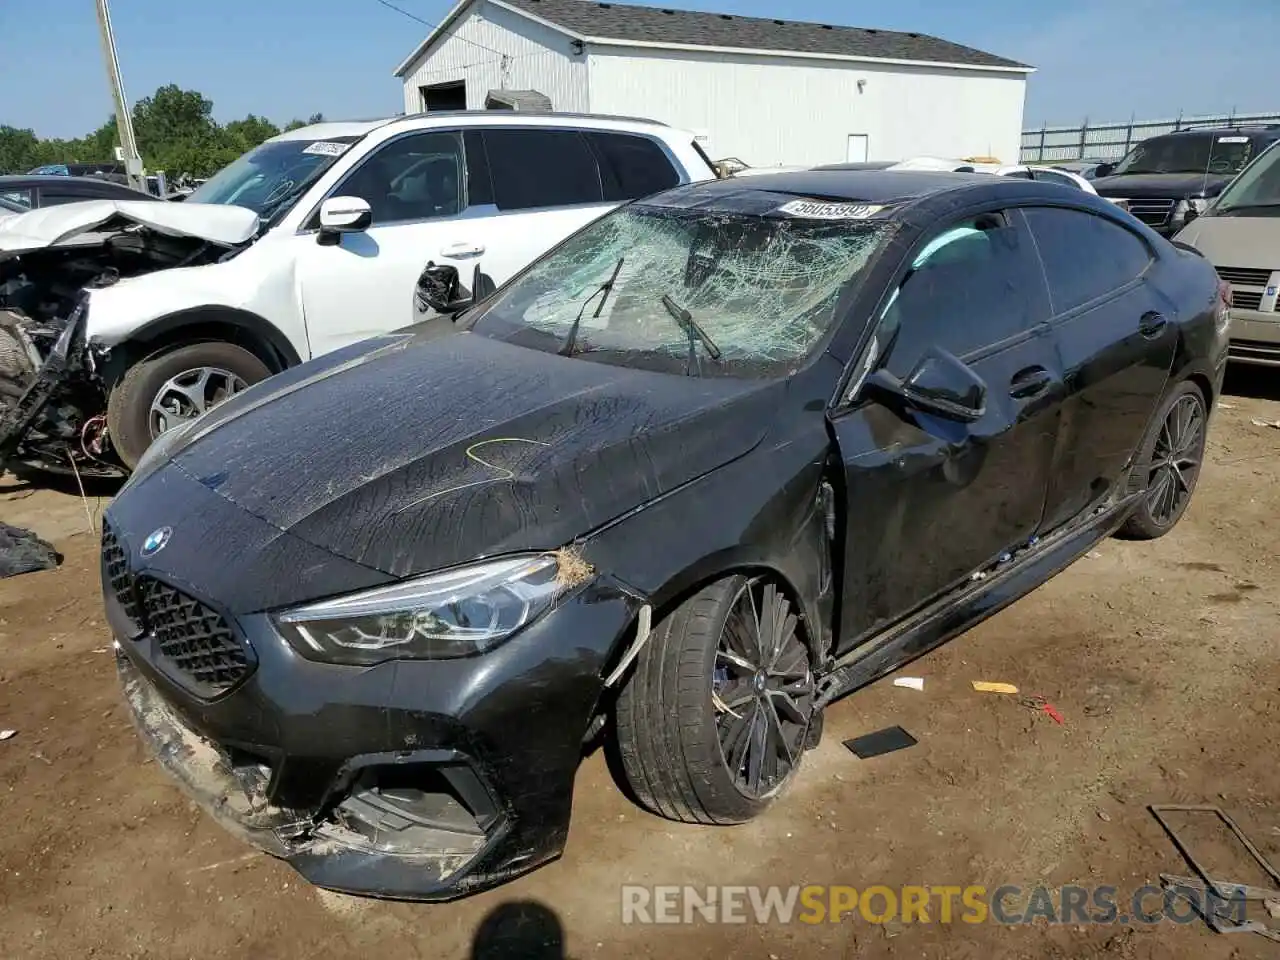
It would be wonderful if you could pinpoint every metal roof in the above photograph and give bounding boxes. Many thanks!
[395,0,1032,76]
[503,0,1028,69]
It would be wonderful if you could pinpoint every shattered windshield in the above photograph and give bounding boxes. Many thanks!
[471,204,894,378]
[187,137,358,214]
[1111,134,1256,177]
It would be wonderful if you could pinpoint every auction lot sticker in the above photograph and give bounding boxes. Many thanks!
[777,199,885,220]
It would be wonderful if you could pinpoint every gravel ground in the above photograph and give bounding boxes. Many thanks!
[1,367,1277,960]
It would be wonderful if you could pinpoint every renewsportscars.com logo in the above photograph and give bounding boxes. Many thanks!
[620,884,1248,927]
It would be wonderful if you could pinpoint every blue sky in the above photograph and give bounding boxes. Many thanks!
[1,0,1276,139]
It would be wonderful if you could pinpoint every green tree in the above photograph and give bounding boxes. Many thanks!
[224,114,280,152]
[0,126,48,174]
[0,86,328,177]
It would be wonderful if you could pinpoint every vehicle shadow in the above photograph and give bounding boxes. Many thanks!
[470,900,569,959]
[2,467,123,500]
[1223,364,1280,402]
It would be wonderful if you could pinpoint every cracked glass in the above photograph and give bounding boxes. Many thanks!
[473,204,895,378]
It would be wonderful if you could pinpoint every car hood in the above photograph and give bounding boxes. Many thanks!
[150,325,779,580]
[0,199,258,258]
[1092,172,1232,199]
[1174,216,1280,269]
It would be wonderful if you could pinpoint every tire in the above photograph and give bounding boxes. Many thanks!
[614,575,818,825]
[1116,380,1208,540]
[106,341,271,469]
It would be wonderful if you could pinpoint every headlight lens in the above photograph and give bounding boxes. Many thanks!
[274,553,583,664]
[1188,197,1211,214]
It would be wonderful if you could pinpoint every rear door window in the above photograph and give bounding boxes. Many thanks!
[1023,208,1152,314]
[586,132,680,201]
[483,129,603,211]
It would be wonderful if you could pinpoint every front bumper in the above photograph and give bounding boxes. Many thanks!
[107,519,645,900]
[1229,307,1280,367]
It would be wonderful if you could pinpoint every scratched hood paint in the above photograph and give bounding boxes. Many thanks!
[162,326,778,579]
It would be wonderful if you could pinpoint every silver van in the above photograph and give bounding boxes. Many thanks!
[1175,139,1280,367]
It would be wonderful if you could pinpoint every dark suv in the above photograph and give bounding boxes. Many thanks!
[1092,126,1280,235]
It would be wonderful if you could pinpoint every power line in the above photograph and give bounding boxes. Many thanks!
[370,0,507,57]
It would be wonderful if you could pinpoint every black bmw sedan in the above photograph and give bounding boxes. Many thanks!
[104,170,1229,900]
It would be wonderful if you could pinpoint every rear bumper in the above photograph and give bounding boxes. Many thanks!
[1229,308,1280,367]
[112,564,645,901]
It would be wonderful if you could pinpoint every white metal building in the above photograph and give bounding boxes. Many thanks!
[393,0,1033,168]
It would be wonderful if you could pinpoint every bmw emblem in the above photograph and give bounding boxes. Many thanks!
[140,526,173,558]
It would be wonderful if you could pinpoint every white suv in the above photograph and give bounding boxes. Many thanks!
[0,113,714,472]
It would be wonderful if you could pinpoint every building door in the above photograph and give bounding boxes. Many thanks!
[421,80,466,112]
[846,134,869,163]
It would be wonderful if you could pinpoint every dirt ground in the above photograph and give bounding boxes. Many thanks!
[1,368,1278,960]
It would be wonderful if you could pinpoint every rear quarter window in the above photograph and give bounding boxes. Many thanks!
[1023,207,1152,313]
[586,132,680,201]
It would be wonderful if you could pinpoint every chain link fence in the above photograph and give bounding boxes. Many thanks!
[1020,111,1280,164]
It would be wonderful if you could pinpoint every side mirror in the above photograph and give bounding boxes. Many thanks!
[1094,162,1115,179]
[317,196,371,244]
[864,348,986,423]
[415,262,496,316]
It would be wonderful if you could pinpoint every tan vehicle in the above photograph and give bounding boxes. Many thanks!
[1175,139,1280,367]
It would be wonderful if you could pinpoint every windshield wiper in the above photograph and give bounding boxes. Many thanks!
[560,257,624,356]
[660,294,722,376]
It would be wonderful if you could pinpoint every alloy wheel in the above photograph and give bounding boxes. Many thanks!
[149,367,248,438]
[1145,393,1205,527]
[712,578,815,801]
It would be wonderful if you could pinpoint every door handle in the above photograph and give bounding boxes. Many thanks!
[441,241,485,258]
[1009,365,1053,399]
[1139,311,1168,339]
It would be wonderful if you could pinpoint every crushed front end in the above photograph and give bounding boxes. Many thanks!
[0,295,116,476]
[102,470,645,900]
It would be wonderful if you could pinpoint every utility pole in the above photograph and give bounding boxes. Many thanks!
[94,0,145,192]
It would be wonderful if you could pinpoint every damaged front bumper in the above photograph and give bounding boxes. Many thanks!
[111,558,646,901]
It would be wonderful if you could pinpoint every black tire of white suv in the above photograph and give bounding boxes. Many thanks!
[107,341,270,469]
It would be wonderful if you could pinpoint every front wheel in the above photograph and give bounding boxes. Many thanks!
[107,342,270,469]
[1117,381,1208,540]
[614,575,818,824]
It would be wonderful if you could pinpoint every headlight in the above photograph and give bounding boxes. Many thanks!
[1188,197,1211,214]
[274,553,587,664]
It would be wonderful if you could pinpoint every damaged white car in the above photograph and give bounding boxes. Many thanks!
[0,115,714,475]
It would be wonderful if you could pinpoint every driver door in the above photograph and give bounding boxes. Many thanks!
[293,129,487,358]
[829,210,1064,653]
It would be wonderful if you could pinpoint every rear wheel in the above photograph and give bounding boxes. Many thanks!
[107,342,270,469]
[1117,381,1207,540]
[614,575,817,824]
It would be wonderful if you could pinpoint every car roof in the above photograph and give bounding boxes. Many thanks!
[268,112,678,145]
[0,174,144,191]
[695,169,995,203]
[1158,126,1280,139]
[643,169,1118,225]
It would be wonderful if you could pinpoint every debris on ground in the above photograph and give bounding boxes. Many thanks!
[0,522,59,578]
[972,681,1019,694]
[844,726,917,759]
[1150,804,1280,943]
[1097,810,1112,822]
[0,730,16,742]
[1016,694,1065,724]
[892,677,925,691]
[1251,417,1280,430]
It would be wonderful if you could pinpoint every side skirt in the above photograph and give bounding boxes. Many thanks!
[815,491,1144,708]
